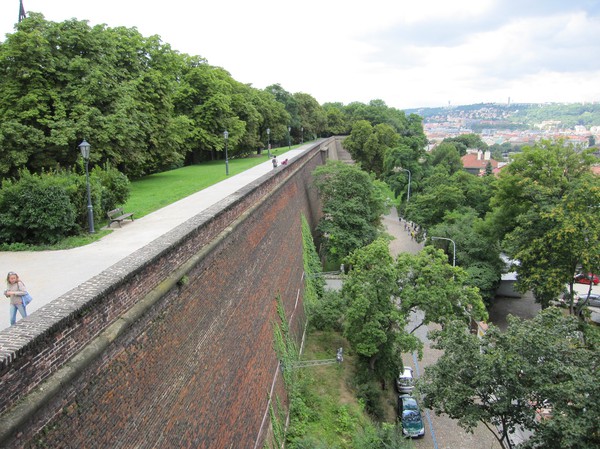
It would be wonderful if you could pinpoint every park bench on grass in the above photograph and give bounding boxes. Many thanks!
[107,207,134,228]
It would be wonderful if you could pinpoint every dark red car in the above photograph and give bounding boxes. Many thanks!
[574,273,599,285]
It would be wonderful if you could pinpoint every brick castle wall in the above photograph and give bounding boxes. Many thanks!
[0,140,331,448]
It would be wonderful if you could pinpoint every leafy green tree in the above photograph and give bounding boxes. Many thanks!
[430,142,463,174]
[396,246,487,333]
[0,14,190,178]
[343,121,398,176]
[490,140,598,308]
[442,133,488,156]
[313,161,387,261]
[322,102,349,136]
[428,208,503,302]
[343,239,420,380]
[507,174,600,310]
[293,92,327,142]
[420,309,600,449]
[404,167,465,229]
[489,139,595,239]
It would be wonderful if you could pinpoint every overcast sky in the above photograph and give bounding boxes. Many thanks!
[1,0,599,109]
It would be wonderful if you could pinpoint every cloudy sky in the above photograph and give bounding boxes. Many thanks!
[1,0,599,109]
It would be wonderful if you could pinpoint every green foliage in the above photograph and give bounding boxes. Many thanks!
[353,377,386,421]
[314,161,387,261]
[428,208,503,302]
[285,331,403,449]
[0,171,78,244]
[302,214,325,305]
[420,309,600,449]
[273,296,298,387]
[0,163,131,245]
[309,290,346,332]
[344,121,399,176]
[352,423,411,449]
[430,142,463,174]
[92,164,130,213]
[396,246,488,330]
[490,140,599,308]
[442,133,488,155]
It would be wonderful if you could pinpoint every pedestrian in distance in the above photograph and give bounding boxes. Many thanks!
[272,156,278,169]
[4,271,28,325]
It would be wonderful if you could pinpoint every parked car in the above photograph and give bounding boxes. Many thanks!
[398,394,425,438]
[574,273,599,285]
[579,293,600,308]
[396,366,415,393]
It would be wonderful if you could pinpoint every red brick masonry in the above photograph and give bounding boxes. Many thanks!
[0,140,332,448]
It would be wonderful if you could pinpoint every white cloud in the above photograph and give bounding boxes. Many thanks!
[1,0,599,109]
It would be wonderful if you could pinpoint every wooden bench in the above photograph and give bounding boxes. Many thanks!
[107,207,134,228]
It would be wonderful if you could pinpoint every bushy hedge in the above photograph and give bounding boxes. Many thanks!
[0,173,78,244]
[0,166,130,245]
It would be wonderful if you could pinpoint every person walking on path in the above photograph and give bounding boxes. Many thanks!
[4,271,28,325]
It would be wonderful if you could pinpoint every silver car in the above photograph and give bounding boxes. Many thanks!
[397,366,415,393]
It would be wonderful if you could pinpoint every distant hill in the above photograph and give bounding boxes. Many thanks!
[405,102,600,129]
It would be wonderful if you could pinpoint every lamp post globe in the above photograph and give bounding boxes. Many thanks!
[266,128,271,158]
[223,130,229,175]
[78,139,95,233]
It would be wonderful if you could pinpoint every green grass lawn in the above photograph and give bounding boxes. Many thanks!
[123,147,292,218]
[2,146,299,251]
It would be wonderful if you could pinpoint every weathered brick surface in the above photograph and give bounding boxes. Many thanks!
[0,139,331,448]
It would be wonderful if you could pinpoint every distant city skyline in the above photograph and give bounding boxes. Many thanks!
[1,0,599,110]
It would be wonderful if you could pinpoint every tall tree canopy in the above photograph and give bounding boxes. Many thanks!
[489,140,599,308]
[313,161,388,262]
[420,309,600,449]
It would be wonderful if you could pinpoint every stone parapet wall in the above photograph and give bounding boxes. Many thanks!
[0,139,329,448]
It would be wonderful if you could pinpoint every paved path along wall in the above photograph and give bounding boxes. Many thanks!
[0,139,339,448]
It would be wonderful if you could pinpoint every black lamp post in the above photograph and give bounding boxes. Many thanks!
[301,127,304,144]
[224,130,229,175]
[266,128,271,158]
[78,139,95,233]
[287,126,291,150]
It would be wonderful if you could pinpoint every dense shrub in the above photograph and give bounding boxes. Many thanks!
[0,173,78,244]
[308,290,346,332]
[53,169,102,230]
[0,166,130,245]
[353,364,385,420]
[92,164,130,213]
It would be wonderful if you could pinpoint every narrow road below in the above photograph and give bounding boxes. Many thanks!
[384,208,501,449]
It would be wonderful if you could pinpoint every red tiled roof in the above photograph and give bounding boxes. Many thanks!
[461,153,499,169]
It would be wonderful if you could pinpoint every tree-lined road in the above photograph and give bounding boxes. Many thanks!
[384,208,502,449]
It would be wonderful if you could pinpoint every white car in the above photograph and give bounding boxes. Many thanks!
[396,366,415,393]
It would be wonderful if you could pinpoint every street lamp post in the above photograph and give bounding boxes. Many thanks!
[78,139,95,233]
[287,126,291,151]
[431,236,456,267]
[266,128,271,158]
[393,166,412,202]
[301,127,304,144]
[223,131,229,175]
